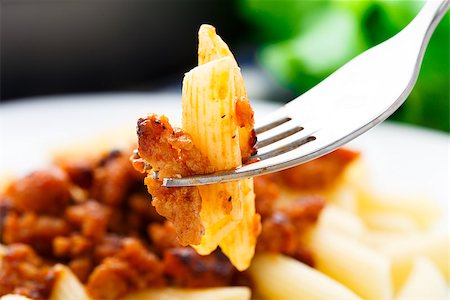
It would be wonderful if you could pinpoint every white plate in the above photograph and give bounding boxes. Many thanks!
[1,93,449,220]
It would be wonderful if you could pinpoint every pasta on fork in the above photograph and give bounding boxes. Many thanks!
[0,24,448,300]
[133,24,260,270]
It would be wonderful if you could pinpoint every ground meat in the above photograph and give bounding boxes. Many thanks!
[135,114,212,179]
[144,179,204,246]
[3,213,70,256]
[254,175,280,217]
[271,148,359,190]
[68,256,93,283]
[86,257,130,300]
[57,158,95,189]
[134,114,212,246]
[279,195,326,224]
[163,247,235,287]
[87,238,164,300]
[235,96,257,161]
[128,193,163,222]
[90,150,137,206]
[93,234,124,263]
[0,244,56,300]
[256,196,326,267]
[53,234,93,258]
[256,212,297,254]
[148,221,180,255]
[65,201,111,240]
[5,169,70,215]
[0,125,355,299]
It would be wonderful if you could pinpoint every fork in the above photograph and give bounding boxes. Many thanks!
[164,0,449,187]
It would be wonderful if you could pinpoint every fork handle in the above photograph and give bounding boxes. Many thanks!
[408,0,449,48]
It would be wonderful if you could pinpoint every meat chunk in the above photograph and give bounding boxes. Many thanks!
[0,244,55,300]
[148,221,180,254]
[93,234,124,263]
[5,169,70,215]
[91,150,138,206]
[65,200,111,240]
[144,179,204,246]
[53,234,93,258]
[87,238,164,300]
[133,114,213,246]
[57,158,95,189]
[235,96,257,161]
[254,175,280,217]
[256,196,326,267]
[3,212,70,255]
[272,148,359,190]
[163,247,235,287]
[134,114,212,178]
[68,256,94,283]
[256,212,297,254]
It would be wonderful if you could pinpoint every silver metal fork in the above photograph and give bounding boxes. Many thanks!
[164,0,449,187]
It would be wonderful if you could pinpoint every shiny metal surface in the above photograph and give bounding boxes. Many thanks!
[164,0,449,187]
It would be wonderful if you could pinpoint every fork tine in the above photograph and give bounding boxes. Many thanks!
[256,125,304,148]
[252,135,316,161]
[254,116,292,134]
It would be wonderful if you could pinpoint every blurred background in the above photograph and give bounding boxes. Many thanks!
[1,0,449,132]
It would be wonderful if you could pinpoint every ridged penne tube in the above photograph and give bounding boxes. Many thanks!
[358,190,441,229]
[198,24,234,66]
[308,228,392,300]
[248,254,362,300]
[219,178,260,271]
[361,211,419,233]
[379,232,449,289]
[317,204,366,239]
[123,287,251,300]
[395,257,447,300]
[182,57,245,254]
[50,264,91,300]
[197,24,255,161]
[0,296,33,300]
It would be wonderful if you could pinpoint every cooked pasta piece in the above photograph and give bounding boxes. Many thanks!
[395,257,447,300]
[308,228,392,300]
[361,211,419,233]
[317,204,366,239]
[182,57,245,254]
[0,296,33,300]
[358,191,441,229]
[182,54,260,268]
[379,232,449,289]
[197,24,256,162]
[123,287,251,300]
[50,264,91,300]
[248,254,362,300]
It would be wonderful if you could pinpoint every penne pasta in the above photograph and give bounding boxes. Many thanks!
[248,254,362,300]
[395,257,447,300]
[49,264,91,300]
[361,211,420,233]
[123,287,251,300]
[219,178,260,271]
[182,25,259,270]
[317,204,366,239]
[358,190,441,229]
[0,296,33,300]
[182,57,245,254]
[308,227,392,300]
[379,232,450,289]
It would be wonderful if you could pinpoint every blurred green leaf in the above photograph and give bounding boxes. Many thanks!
[240,0,449,132]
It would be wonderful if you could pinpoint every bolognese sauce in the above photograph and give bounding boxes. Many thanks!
[0,147,357,299]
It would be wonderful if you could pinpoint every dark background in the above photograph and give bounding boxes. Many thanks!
[1,0,246,100]
[1,0,448,132]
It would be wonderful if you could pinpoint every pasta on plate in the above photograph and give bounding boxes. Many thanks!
[0,24,448,300]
